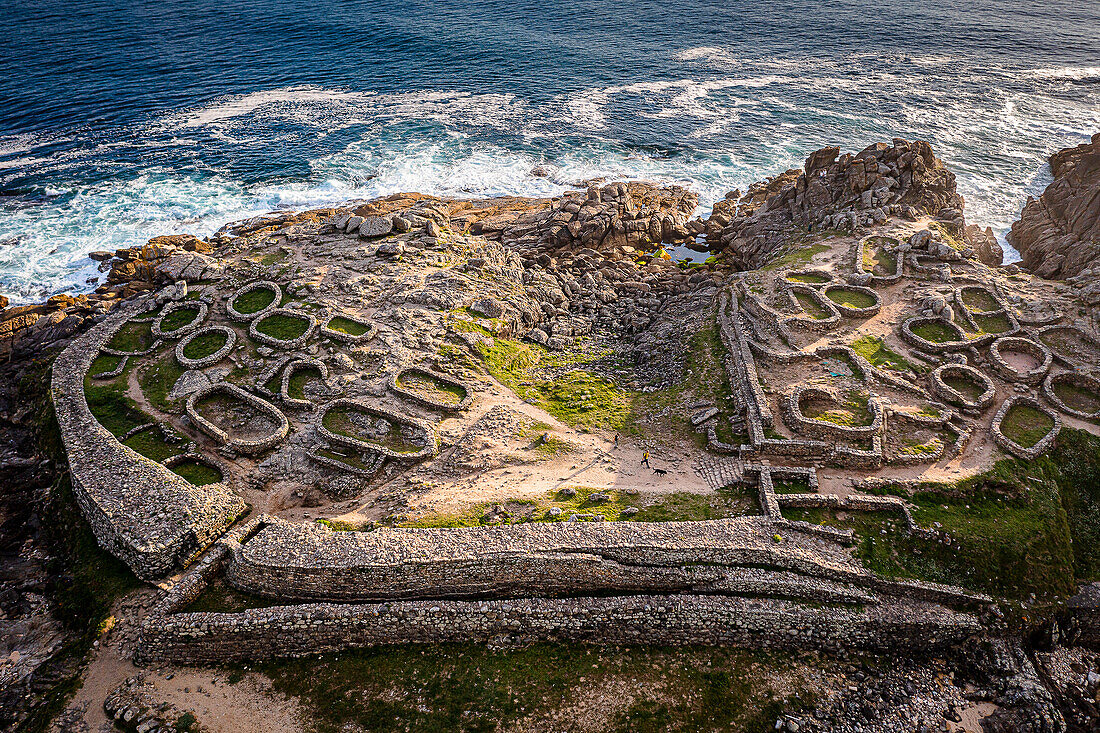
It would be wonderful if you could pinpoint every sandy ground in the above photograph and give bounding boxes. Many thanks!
[59,589,305,732]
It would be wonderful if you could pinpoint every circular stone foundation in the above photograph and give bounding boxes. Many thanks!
[955,286,1001,315]
[320,314,376,344]
[931,364,996,411]
[900,317,969,352]
[186,383,289,454]
[391,367,473,411]
[783,270,834,287]
[318,399,438,460]
[227,280,282,322]
[163,452,225,486]
[822,284,881,317]
[152,300,209,339]
[785,284,841,328]
[1043,371,1100,420]
[249,308,318,349]
[1036,325,1100,370]
[281,359,331,410]
[989,336,1051,385]
[176,325,237,369]
[991,395,1061,460]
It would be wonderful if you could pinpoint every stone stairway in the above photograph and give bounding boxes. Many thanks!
[691,456,744,491]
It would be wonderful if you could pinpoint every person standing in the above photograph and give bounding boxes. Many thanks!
[641,450,650,468]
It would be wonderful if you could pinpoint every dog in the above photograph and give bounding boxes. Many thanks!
[652,467,667,476]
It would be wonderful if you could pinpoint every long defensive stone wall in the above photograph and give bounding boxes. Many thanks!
[223,515,987,609]
[51,292,246,580]
[138,589,985,665]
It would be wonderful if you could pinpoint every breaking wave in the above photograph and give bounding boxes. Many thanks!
[1,9,1099,303]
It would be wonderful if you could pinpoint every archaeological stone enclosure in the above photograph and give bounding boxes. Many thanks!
[46,142,1100,667]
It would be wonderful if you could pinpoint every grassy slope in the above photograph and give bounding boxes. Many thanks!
[789,428,1100,600]
[255,645,814,733]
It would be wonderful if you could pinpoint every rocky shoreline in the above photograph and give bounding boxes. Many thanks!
[2,136,1100,732]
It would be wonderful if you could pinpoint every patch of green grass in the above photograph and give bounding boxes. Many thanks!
[288,367,322,400]
[323,407,424,454]
[850,335,919,373]
[105,321,155,353]
[632,489,759,522]
[535,371,629,430]
[175,712,198,732]
[326,315,371,337]
[793,430,1100,599]
[785,272,830,284]
[403,485,759,528]
[233,286,277,315]
[825,287,877,309]
[897,436,943,456]
[973,313,1012,335]
[473,335,630,431]
[123,426,186,463]
[256,313,310,341]
[530,434,575,457]
[169,458,222,486]
[772,478,810,494]
[138,350,187,413]
[961,288,999,312]
[159,306,201,333]
[1053,429,1100,582]
[783,485,1072,601]
[911,321,960,344]
[1000,404,1054,448]
[88,353,122,376]
[83,373,147,437]
[862,241,897,275]
[943,374,985,402]
[801,390,872,428]
[254,645,816,733]
[182,331,228,361]
[792,290,831,319]
[259,249,288,266]
[1054,381,1100,415]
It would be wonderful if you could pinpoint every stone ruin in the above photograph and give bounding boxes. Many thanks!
[48,169,1100,664]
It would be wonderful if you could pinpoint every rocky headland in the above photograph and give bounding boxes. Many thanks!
[1,137,1100,732]
[1010,133,1100,284]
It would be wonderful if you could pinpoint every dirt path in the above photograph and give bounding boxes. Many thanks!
[63,589,306,733]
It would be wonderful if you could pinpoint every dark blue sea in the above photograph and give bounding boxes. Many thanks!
[1,0,1099,302]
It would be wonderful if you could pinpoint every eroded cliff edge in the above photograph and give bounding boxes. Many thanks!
[1010,133,1100,284]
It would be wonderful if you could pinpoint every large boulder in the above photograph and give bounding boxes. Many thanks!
[709,139,965,269]
[1008,133,1100,279]
[966,224,1003,267]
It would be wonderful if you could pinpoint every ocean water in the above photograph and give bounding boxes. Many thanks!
[1,0,1099,303]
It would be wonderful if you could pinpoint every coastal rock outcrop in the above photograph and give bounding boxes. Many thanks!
[708,139,966,269]
[493,181,699,255]
[1009,133,1100,279]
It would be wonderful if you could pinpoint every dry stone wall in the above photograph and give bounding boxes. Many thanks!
[138,590,985,665]
[51,294,245,580]
[222,515,986,609]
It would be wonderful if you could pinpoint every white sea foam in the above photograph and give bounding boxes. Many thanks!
[1032,66,1100,81]
[3,48,1100,302]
